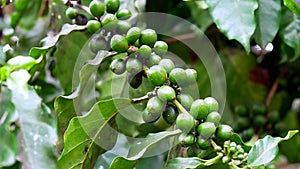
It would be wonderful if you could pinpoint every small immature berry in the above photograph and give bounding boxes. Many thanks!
[206,111,221,125]
[157,85,176,101]
[86,20,101,33]
[66,7,79,19]
[178,133,196,147]
[197,122,216,139]
[204,97,219,112]
[140,29,157,47]
[162,105,179,124]
[148,65,167,86]
[110,59,125,75]
[190,99,209,120]
[177,94,194,110]
[126,27,142,44]
[169,68,187,85]
[139,45,152,59]
[89,0,106,17]
[176,113,195,132]
[154,41,168,56]
[159,58,175,73]
[116,8,132,20]
[105,0,120,13]
[126,58,142,74]
[110,34,129,53]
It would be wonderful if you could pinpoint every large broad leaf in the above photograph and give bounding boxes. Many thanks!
[279,9,300,61]
[29,24,86,58]
[109,130,182,169]
[207,0,258,53]
[6,70,57,169]
[283,0,300,17]
[52,31,90,94]
[166,153,224,169]
[254,0,281,48]
[0,88,17,167]
[57,98,132,169]
[247,130,299,167]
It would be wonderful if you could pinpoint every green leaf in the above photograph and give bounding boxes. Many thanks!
[254,0,281,48]
[279,9,300,61]
[247,130,299,167]
[54,96,77,153]
[6,55,39,72]
[6,70,57,169]
[127,129,182,160]
[166,157,204,169]
[29,24,86,58]
[109,130,182,169]
[52,31,90,94]
[0,88,17,167]
[283,0,300,17]
[230,133,252,152]
[109,156,138,169]
[58,98,132,169]
[207,0,258,53]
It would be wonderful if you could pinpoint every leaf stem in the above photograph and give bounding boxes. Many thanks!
[172,99,190,114]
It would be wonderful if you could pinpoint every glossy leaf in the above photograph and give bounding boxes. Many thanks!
[247,130,299,167]
[230,133,252,152]
[207,0,258,53]
[279,9,300,61]
[254,0,281,48]
[127,129,182,160]
[109,156,138,169]
[6,70,57,169]
[6,56,38,72]
[109,130,182,168]
[0,88,17,167]
[29,24,86,58]
[283,0,300,17]
[58,98,132,169]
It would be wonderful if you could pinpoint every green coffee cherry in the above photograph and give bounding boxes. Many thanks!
[86,20,101,33]
[147,53,162,66]
[206,111,221,125]
[66,7,79,19]
[75,14,88,25]
[117,21,131,34]
[240,127,255,142]
[162,105,179,124]
[139,45,152,59]
[146,96,165,114]
[127,72,143,89]
[204,97,219,112]
[253,103,267,115]
[197,137,210,150]
[190,99,209,120]
[216,124,233,140]
[154,41,168,56]
[237,117,250,130]
[110,59,125,75]
[89,0,106,17]
[110,34,129,53]
[177,94,194,110]
[253,115,267,126]
[157,85,176,101]
[142,109,160,123]
[268,110,280,123]
[148,65,167,86]
[126,27,141,44]
[176,113,195,132]
[116,9,132,20]
[197,122,216,139]
[178,133,196,147]
[89,36,108,53]
[185,69,197,85]
[105,0,120,13]
[158,58,175,74]
[126,58,142,74]
[169,68,187,85]
[140,29,157,47]
[234,105,248,117]
[101,13,118,30]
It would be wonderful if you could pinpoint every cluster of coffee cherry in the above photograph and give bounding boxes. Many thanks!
[221,141,248,168]
[64,0,250,164]
[233,103,286,142]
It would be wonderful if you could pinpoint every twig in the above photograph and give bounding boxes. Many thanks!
[38,0,49,17]
[265,66,289,106]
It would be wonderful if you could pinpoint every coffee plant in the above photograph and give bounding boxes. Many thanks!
[0,0,299,169]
